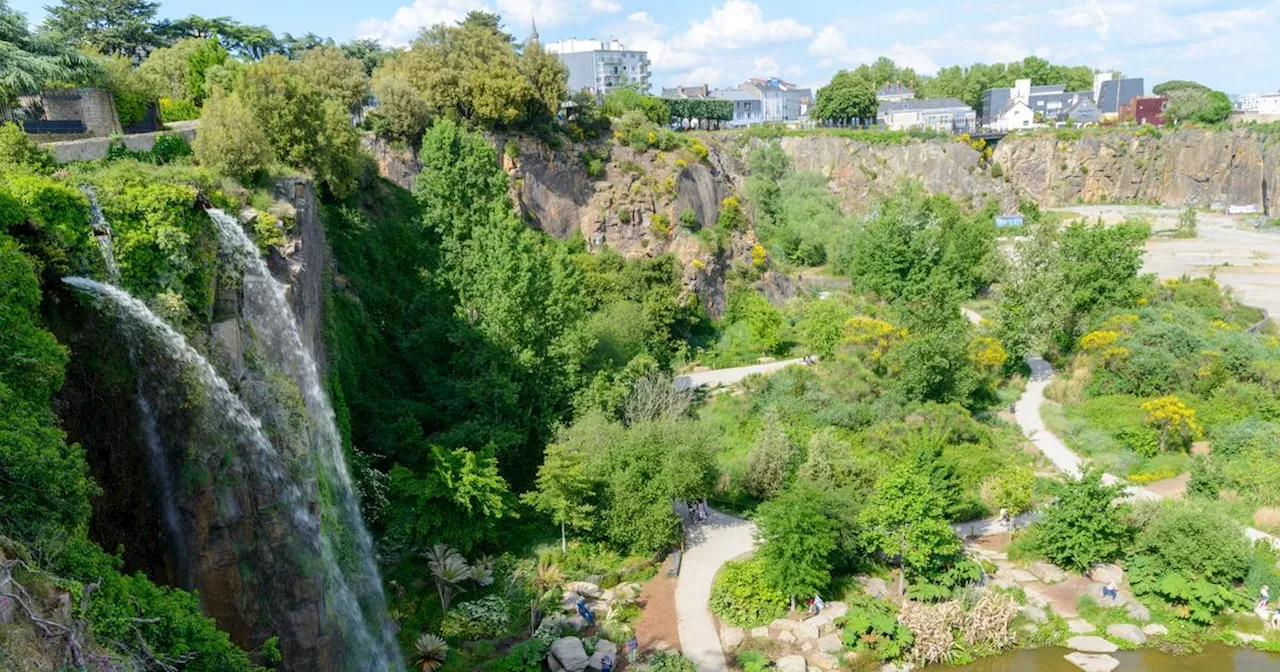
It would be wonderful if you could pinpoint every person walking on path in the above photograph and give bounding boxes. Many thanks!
[627,634,639,664]
[1103,582,1119,603]
[1261,584,1271,609]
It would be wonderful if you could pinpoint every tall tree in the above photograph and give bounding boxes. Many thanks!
[812,70,878,124]
[522,439,597,553]
[1024,468,1132,573]
[860,466,969,596]
[755,485,841,609]
[1,0,99,104]
[42,0,163,58]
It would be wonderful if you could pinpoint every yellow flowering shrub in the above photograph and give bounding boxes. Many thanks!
[844,316,907,362]
[1080,330,1122,352]
[751,243,767,268]
[968,336,1008,375]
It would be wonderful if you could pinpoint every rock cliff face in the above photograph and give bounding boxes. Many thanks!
[993,128,1280,213]
[52,178,342,670]
[502,135,753,316]
[770,135,1018,212]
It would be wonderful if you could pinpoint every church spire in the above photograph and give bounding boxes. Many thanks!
[529,16,539,44]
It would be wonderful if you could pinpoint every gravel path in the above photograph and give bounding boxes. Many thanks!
[674,506,757,672]
[675,358,811,391]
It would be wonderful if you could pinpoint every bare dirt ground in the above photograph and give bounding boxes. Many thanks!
[632,555,681,657]
[1054,205,1280,317]
[1142,473,1190,499]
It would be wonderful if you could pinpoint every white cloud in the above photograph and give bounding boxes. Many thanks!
[808,25,846,59]
[682,0,812,49]
[358,0,620,46]
[357,0,486,45]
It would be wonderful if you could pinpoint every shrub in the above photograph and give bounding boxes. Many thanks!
[647,652,697,672]
[709,559,787,627]
[193,93,272,178]
[980,466,1034,515]
[1127,501,1250,623]
[1022,468,1131,573]
[151,133,193,163]
[839,597,914,660]
[159,96,200,122]
[440,595,511,640]
[0,122,55,173]
[679,208,698,229]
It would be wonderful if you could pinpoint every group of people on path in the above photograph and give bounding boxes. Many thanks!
[684,499,710,523]
[1259,585,1280,628]
[572,597,643,668]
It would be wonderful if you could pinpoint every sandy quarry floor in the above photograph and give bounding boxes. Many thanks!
[1054,205,1280,317]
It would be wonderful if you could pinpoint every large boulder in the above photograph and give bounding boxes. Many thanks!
[1064,652,1120,672]
[750,626,769,639]
[549,637,590,672]
[1106,623,1146,645]
[771,618,820,640]
[720,626,746,650]
[1142,623,1169,636]
[817,633,843,652]
[1125,601,1151,622]
[1067,619,1096,634]
[1087,564,1125,585]
[859,577,890,599]
[1066,636,1118,653]
[586,640,618,671]
[1021,605,1048,624]
[804,613,836,635]
[1029,561,1069,584]
[776,655,808,672]
[823,601,849,620]
[808,652,840,670]
[567,581,604,599]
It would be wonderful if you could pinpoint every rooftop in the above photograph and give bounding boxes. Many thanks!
[880,97,972,112]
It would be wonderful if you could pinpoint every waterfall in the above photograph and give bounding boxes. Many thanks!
[137,395,190,584]
[64,276,395,671]
[81,187,120,282]
[208,210,402,670]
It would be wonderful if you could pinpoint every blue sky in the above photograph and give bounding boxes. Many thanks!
[11,0,1279,94]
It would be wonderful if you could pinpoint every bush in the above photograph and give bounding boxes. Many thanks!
[193,93,273,178]
[839,597,914,661]
[1022,468,1132,573]
[0,122,55,173]
[981,466,1035,515]
[151,133,193,163]
[709,559,787,627]
[647,652,697,672]
[440,595,511,640]
[159,96,200,122]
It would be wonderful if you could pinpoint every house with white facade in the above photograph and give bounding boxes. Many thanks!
[877,98,976,133]
[1239,92,1280,115]
[876,82,914,103]
[739,78,811,123]
[545,39,651,97]
[990,99,1035,131]
[709,89,764,127]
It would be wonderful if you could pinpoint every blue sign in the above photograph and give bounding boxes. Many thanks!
[995,215,1024,228]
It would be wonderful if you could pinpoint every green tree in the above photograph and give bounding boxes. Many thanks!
[382,446,514,555]
[43,0,163,58]
[518,40,568,124]
[1024,468,1132,573]
[521,439,597,553]
[860,466,968,595]
[996,216,1067,361]
[1165,87,1233,125]
[0,122,55,172]
[342,37,388,76]
[744,407,794,499]
[294,45,368,113]
[602,87,670,125]
[1153,80,1210,96]
[755,485,840,608]
[812,70,878,123]
[0,0,100,104]
[192,92,272,178]
[369,67,430,143]
[727,291,785,355]
[137,37,228,105]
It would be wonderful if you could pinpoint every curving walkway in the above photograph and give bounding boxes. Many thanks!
[1014,354,1277,542]
[674,505,757,672]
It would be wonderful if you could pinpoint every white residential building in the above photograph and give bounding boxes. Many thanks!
[709,89,764,127]
[1239,92,1280,114]
[739,78,811,123]
[877,98,976,133]
[990,99,1035,131]
[545,39,651,97]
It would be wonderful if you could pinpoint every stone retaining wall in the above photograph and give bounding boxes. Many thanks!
[41,121,198,163]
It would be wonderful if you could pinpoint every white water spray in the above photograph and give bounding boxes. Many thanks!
[81,187,120,282]
[209,210,402,670]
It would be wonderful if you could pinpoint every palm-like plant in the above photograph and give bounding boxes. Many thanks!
[413,633,448,672]
[528,556,564,633]
[469,555,496,587]
[425,543,471,613]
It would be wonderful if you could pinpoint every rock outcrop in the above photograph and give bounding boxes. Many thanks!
[993,128,1280,213]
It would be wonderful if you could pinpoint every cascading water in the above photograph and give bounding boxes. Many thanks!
[81,187,120,282]
[64,276,394,670]
[208,209,402,670]
[137,395,190,583]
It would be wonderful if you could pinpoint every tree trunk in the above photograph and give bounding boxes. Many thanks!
[561,521,567,555]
